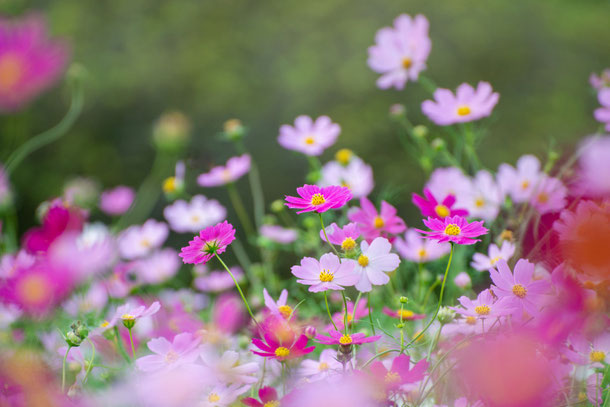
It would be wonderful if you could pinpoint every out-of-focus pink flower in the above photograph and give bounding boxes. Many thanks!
[594,88,610,131]
[417,215,488,245]
[316,329,380,346]
[259,225,298,244]
[453,271,471,288]
[350,237,400,293]
[200,348,258,385]
[251,332,314,361]
[242,387,283,407]
[282,377,378,407]
[497,155,543,203]
[367,14,431,90]
[135,249,180,285]
[586,372,603,406]
[590,69,610,90]
[319,222,360,252]
[0,250,34,279]
[194,266,243,293]
[463,170,503,221]
[132,364,208,407]
[263,288,292,319]
[368,354,429,393]
[118,219,168,260]
[412,188,468,219]
[348,197,406,242]
[569,332,610,368]
[213,293,246,334]
[200,384,250,407]
[319,156,374,198]
[426,167,472,209]
[22,200,85,253]
[197,154,251,187]
[573,136,610,197]
[164,195,226,233]
[422,82,499,126]
[529,175,567,215]
[285,184,352,214]
[451,289,513,321]
[179,221,235,265]
[471,241,515,272]
[0,13,69,112]
[382,307,425,321]
[113,301,161,327]
[0,164,11,206]
[63,282,108,316]
[298,349,342,382]
[330,299,368,331]
[151,302,205,340]
[278,115,340,156]
[292,253,358,292]
[393,229,451,263]
[489,259,550,318]
[99,186,134,215]
[136,332,200,372]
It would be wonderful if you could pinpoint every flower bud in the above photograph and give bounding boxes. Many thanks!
[222,119,246,142]
[396,323,405,329]
[270,200,285,213]
[437,307,456,325]
[431,138,445,151]
[389,104,406,117]
[65,331,82,347]
[399,296,408,304]
[152,111,191,153]
[412,125,428,139]
[121,315,136,329]
[304,325,317,339]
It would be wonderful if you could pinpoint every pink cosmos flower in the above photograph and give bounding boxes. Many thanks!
[99,186,135,215]
[573,135,610,197]
[0,250,35,279]
[251,332,314,361]
[164,195,226,233]
[529,175,567,214]
[135,249,180,285]
[213,293,246,335]
[319,222,361,252]
[594,88,610,131]
[285,184,352,214]
[22,200,85,253]
[113,301,161,327]
[586,373,603,406]
[421,82,499,126]
[426,167,472,209]
[330,299,368,331]
[497,155,543,203]
[136,332,201,372]
[393,229,451,263]
[319,156,374,198]
[569,332,610,368]
[590,69,610,90]
[471,241,515,271]
[368,354,429,393]
[242,387,283,407]
[382,307,425,321]
[263,288,293,319]
[277,115,340,156]
[201,384,250,407]
[412,188,468,219]
[348,197,406,242]
[298,349,342,382]
[350,237,401,293]
[417,215,488,245]
[435,398,484,407]
[179,221,236,265]
[118,219,169,259]
[259,225,298,244]
[316,329,380,346]
[451,289,513,321]
[462,170,503,221]
[194,267,244,293]
[197,154,251,187]
[200,348,259,385]
[0,13,69,112]
[489,259,551,318]
[291,253,358,292]
[367,14,431,90]
[453,271,471,288]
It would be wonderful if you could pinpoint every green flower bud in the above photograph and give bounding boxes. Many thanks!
[270,200,285,213]
[437,307,456,325]
[152,111,191,153]
[413,125,428,139]
[431,138,445,151]
[399,296,408,304]
[222,119,246,142]
[65,331,82,347]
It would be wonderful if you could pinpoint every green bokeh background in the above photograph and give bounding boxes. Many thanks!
[1,0,609,230]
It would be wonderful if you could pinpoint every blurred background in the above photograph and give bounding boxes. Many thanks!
[1,0,609,230]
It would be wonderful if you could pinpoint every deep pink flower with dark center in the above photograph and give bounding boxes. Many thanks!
[179,221,236,265]
[417,215,488,245]
[412,188,468,219]
[23,200,85,253]
[251,332,314,361]
[241,387,282,407]
[315,329,380,346]
[382,307,425,321]
[284,184,352,214]
[369,354,429,392]
[348,197,406,242]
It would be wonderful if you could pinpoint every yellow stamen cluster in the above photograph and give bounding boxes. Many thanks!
[278,305,293,319]
[401,57,412,69]
[474,198,485,208]
[444,224,461,236]
[121,314,136,321]
[465,316,477,325]
[512,284,527,299]
[275,347,290,358]
[589,350,605,363]
[417,248,428,260]
[521,180,530,190]
[318,362,329,371]
[399,310,414,319]
[162,176,177,193]
[374,216,385,229]
[208,393,220,403]
[264,401,280,407]
[457,105,471,116]
[490,256,501,265]
[475,305,490,315]
[304,136,315,145]
[319,270,334,282]
[435,204,450,218]
[310,193,326,206]
[339,335,352,345]
[164,350,179,363]
[358,254,369,267]
[335,148,353,165]
[385,371,401,383]
[341,237,356,251]
[537,192,549,204]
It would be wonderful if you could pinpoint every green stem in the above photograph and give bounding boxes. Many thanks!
[5,76,84,176]
[361,348,400,369]
[368,293,376,336]
[82,338,96,384]
[216,253,259,327]
[113,326,131,363]
[351,292,362,334]
[128,328,136,359]
[227,182,255,238]
[341,292,349,335]
[324,291,338,331]
[61,345,72,393]
[319,213,340,257]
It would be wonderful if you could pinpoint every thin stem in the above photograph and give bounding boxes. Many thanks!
[319,213,340,257]
[341,292,349,335]
[62,345,72,392]
[234,140,265,230]
[128,328,136,359]
[216,253,259,327]
[226,182,255,238]
[324,291,339,331]
[407,244,454,348]
[82,338,96,384]
[113,326,131,363]
[361,348,401,369]
[351,292,362,334]
[368,293,376,336]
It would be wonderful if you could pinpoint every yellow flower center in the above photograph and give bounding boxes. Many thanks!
[374,216,385,229]
[162,176,177,193]
[335,148,353,165]
[304,136,315,145]
[537,192,549,204]
[500,229,513,241]
[341,237,356,251]
[223,118,242,133]
[221,169,233,181]
[474,198,485,208]
[521,180,530,190]
[121,314,136,321]
[385,371,401,383]
[318,362,329,371]
[358,254,369,267]
[264,402,280,407]
[275,347,290,358]
[208,393,220,403]
[490,256,501,265]
[399,309,414,319]
[590,350,605,363]
[339,335,352,345]
[475,305,490,315]
[319,270,334,282]
[401,57,412,69]
[278,305,293,319]
[310,193,326,206]
[100,321,110,328]
[457,105,471,116]
[417,248,427,260]
[0,53,23,91]
[16,274,49,306]
[164,350,179,363]
[512,284,527,299]
[202,240,219,254]
[435,204,450,218]
[465,316,477,325]
[444,224,461,236]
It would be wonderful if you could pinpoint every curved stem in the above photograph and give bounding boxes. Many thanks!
[319,213,340,257]
[324,291,338,331]
[361,348,400,369]
[61,345,72,393]
[82,338,96,384]
[341,292,349,335]
[216,253,259,327]
[6,78,84,176]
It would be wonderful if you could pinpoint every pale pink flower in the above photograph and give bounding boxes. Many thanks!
[201,384,250,407]
[197,154,251,187]
[569,332,610,368]
[586,373,603,406]
[393,229,450,263]
[291,253,358,292]
[451,289,513,321]
[263,288,292,319]
[453,272,471,288]
[422,82,499,125]
[0,249,35,279]
[135,249,180,285]
[590,69,610,90]
[319,156,374,198]
[497,155,543,203]
[594,88,610,131]
[259,225,298,244]
[529,175,567,215]
[99,186,135,215]
[118,219,169,259]
[164,195,226,233]
[194,266,243,293]
[113,301,161,327]
[471,241,515,272]
[350,237,401,293]
[278,115,340,156]
[425,167,472,209]
[463,170,503,221]
[200,348,259,385]
[136,332,201,372]
[298,349,342,382]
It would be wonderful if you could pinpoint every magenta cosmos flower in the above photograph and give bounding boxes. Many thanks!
[285,184,352,214]
[421,82,499,126]
[594,88,610,131]
[417,215,488,245]
[412,188,468,219]
[291,253,358,292]
[197,154,251,187]
[251,332,314,361]
[316,329,380,346]
[367,14,431,90]
[369,354,429,393]
[99,185,135,215]
[278,115,340,156]
[319,222,360,252]
[179,220,236,265]
[348,197,406,242]
[0,13,69,112]
[242,387,283,407]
